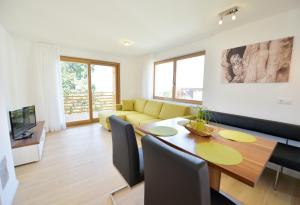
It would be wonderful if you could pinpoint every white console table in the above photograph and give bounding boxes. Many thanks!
[11,121,46,166]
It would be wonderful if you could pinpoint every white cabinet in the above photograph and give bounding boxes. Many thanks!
[11,122,46,166]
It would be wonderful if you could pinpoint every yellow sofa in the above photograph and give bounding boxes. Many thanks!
[99,99,194,132]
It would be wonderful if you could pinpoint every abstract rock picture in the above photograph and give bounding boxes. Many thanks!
[221,37,294,83]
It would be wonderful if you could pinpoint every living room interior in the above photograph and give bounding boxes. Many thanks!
[0,0,300,205]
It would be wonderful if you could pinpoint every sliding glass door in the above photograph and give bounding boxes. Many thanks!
[60,57,120,126]
[61,61,90,123]
[91,64,116,119]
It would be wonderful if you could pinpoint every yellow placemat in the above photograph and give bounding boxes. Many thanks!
[148,126,178,137]
[219,130,256,143]
[196,142,243,165]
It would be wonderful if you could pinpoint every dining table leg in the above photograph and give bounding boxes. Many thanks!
[209,166,221,191]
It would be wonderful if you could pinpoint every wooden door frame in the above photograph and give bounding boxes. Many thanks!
[60,56,120,127]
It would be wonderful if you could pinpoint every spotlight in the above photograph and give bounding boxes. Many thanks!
[232,14,236,20]
[219,18,223,25]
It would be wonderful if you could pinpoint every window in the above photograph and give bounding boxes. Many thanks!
[154,62,174,98]
[154,51,205,104]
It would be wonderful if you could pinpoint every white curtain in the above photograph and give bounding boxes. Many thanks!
[34,43,66,132]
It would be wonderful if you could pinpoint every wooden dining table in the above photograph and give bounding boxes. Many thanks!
[137,117,277,191]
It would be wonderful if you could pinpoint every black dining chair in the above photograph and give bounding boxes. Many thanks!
[108,115,144,204]
[141,135,237,205]
[270,140,300,189]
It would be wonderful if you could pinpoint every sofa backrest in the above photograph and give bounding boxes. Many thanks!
[159,103,189,119]
[144,101,164,118]
[134,99,148,112]
[209,111,300,142]
[129,98,192,119]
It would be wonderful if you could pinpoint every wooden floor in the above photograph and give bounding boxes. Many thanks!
[13,123,300,205]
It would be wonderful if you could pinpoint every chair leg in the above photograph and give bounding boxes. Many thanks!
[109,184,129,205]
[273,166,282,190]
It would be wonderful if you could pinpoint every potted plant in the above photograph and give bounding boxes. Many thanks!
[184,107,215,137]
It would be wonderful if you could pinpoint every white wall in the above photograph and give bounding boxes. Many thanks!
[140,55,154,99]
[203,9,300,125]
[12,38,34,109]
[8,38,143,122]
[0,24,18,205]
[141,8,300,125]
[6,35,146,126]
[60,46,142,100]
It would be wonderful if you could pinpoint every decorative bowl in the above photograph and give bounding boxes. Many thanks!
[183,122,215,137]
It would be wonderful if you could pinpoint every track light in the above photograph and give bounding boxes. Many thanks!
[218,6,239,25]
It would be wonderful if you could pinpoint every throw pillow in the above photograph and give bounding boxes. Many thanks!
[122,100,134,111]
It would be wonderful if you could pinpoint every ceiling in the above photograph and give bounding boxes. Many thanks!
[0,0,299,56]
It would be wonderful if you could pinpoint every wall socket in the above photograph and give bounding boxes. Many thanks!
[278,99,292,105]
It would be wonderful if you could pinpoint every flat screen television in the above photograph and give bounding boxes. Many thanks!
[9,105,36,140]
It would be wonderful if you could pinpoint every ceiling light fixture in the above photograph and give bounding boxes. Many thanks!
[121,39,134,46]
[218,6,239,25]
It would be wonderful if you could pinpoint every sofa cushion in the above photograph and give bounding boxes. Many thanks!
[209,111,300,142]
[134,99,147,113]
[126,113,156,126]
[143,101,163,118]
[101,111,138,122]
[139,118,161,126]
[122,100,135,111]
[98,110,138,130]
[269,143,300,171]
[159,103,188,119]
[115,111,139,116]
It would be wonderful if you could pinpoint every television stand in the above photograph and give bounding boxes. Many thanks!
[10,121,46,166]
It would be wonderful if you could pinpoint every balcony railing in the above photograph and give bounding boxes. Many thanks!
[63,92,116,114]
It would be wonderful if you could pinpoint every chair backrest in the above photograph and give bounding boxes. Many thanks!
[141,135,211,205]
[209,110,300,142]
[109,115,141,187]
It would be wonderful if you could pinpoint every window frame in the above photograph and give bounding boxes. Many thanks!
[153,51,205,104]
[60,56,120,126]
